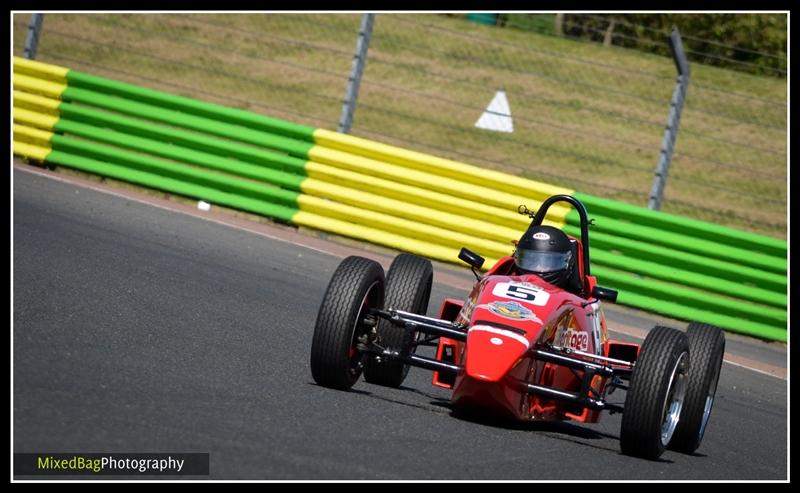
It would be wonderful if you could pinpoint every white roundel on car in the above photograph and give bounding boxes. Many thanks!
[468,325,531,349]
[490,337,503,346]
[532,232,550,240]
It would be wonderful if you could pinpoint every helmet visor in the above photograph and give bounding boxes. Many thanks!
[514,249,572,273]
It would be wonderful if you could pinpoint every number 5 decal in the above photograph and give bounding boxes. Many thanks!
[492,282,551,306]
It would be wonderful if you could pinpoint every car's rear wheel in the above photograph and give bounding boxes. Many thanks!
[620,326,690,460]
[364,253,433,387]
[310,256,385,390]
[669,322,726,454]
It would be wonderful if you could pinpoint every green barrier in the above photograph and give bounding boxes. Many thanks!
[567,210,786,274]
[50,138,300,209]
[574,192,787,258]
[45,150,298,223]
[53,120,305,191]
[57,103,307,176]
[66,71,317,142]
[564,224,786,294]
[592,265,786,329]
[60,87,315,159]
[590,249,785,308]
[616,290,786,342]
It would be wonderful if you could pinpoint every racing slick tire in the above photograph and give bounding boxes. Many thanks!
[310,256,385,390]
[620,326,690,460]
[669,322,726,454]
[364,253,433,388]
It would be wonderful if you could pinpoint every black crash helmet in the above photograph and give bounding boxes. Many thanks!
[513,225,574,287]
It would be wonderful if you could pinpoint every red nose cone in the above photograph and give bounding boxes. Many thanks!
[465,325,530,381]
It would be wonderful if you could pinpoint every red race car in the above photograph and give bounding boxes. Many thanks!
[309,194,725,460]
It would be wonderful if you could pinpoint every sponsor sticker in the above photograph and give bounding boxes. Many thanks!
[558,328,589,352]
[533,232,550,240]
[478,301,542,324]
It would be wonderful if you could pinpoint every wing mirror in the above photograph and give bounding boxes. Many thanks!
[458,248,484,269]
[592,285,618,303]
[459,248,484,280]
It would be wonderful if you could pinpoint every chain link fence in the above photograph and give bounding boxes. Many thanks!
[13,13,787,239]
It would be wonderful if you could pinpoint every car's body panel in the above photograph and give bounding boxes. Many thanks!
[433,251,613,422]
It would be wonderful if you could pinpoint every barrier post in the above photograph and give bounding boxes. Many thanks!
[648,27,690,211]
[23,14,45,60]
[338,13,375,134]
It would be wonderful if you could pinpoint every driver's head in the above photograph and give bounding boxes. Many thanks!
[513,225,574,288]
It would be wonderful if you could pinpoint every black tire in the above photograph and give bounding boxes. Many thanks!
[620,326,690,460]
[310,256,385,390]
[363,253,433,387]
[669,322,726,454]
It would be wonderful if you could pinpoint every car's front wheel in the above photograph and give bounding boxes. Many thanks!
[310,256,385,390]
[620,326,690,460]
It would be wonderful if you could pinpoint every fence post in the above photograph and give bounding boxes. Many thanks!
[648,28,690,211]
[338,13,375,134]
[554,13,564,36]
[603,19,616,47]
[23,13,45,60]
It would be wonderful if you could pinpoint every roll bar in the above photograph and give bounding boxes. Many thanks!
[528,194,591,278]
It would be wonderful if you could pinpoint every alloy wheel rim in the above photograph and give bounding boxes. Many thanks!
[661,352,689,446]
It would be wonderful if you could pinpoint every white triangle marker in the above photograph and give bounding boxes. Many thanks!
[475,90,513,133]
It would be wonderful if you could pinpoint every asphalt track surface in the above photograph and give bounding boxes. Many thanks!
[13,168,788,480]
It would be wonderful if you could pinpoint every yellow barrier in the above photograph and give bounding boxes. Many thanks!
[13,140,51,161]
[13,73,68,99]
[297,195,512,259]
[305,161,568,231]
[300,177,527,244]
[314,129,574,201]
[293,210,501,268]
[13,106,59,131]
[13,124,54,147]
[308,146,571,224]
[13,57,69,83]
[14,90,61,115]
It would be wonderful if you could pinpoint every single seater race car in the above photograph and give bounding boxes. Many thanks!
[309,194,725,460]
